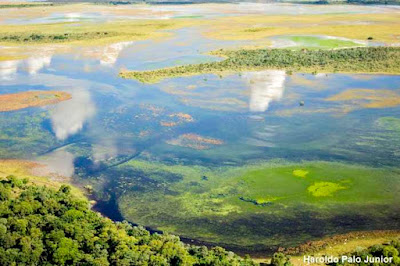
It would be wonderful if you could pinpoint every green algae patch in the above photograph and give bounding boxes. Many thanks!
[120,47,400,84]
[116,159,400,251]
[255,196,281,204]
[307,181,347,197]
[376,117,400,132]
[293,169,309,178]
[277,35,363,49]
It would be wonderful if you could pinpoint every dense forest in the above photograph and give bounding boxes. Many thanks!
[0,175,292,265]
[120,47,400,83]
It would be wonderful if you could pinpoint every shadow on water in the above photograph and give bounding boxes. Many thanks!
[92,194,124,222]
[92,192,165,235]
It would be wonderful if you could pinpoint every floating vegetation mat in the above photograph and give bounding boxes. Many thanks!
[117,160,400,252]
[0,91,71,112]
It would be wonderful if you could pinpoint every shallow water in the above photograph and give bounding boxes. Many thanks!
[3,52,400,167]
[1,5,400,253]
[1,3,397,25]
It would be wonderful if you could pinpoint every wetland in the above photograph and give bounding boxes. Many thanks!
[1,1,400,259]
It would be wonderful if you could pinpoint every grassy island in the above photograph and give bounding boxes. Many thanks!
[120,47,400,83]
[0,91,71,112]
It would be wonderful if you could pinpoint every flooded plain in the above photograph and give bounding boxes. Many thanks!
[1,2,400,255]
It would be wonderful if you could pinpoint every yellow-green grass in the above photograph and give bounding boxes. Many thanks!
[287,231,400,265]
[252,231,400,264]
[307,181,347,197]
[0,54,25,61]
[0,2,54,8]
[0,46,30,61]
[293,169,309,178]
[205,13,400,44]
[0,19,197,46]
[0,159,85,200]
[278,36,364,49]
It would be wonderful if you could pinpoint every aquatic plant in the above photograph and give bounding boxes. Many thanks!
[292,169,309,178]
[166,133,224,150]
[307,181,347,197]
[375,117,400,132]
[326,89,400,110]
[117,160,400,252]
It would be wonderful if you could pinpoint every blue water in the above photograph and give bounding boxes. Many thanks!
[1,24,400,253]
[2,43,400,168]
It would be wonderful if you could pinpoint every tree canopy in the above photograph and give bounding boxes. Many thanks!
[0,176,264,265]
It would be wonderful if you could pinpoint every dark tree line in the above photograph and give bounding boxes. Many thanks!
[0,176,293,265]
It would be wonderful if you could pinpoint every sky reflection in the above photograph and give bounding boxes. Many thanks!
[50,89,96,140]
[37,150,75,177]
[244,70,286,112]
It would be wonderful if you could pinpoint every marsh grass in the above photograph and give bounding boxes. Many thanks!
[0,20,194,46]
[0,3,54,9]
[206,13,400,44]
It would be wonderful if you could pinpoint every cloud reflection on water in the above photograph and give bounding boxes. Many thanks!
[0,52,53,79]
[50,89,96,140]
[23,54,52,75]
[92,138,118,164]
[244,70,286,112]
[37,150,75,177]
[0,60,19,80]
[100,41,135,66]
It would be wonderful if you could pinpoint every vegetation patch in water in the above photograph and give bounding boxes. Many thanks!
[375,117,400,132]
[120,47,400,83]
[117,160,400,251]
[160,112,194,127]
[166,133,224,150]
[293,169,309,178]
[0,91,71,112]
[326,89,400,110]
[307,181,347,197]
[278,35,363,49]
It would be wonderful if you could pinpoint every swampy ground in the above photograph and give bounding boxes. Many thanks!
[1,1,400,258]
